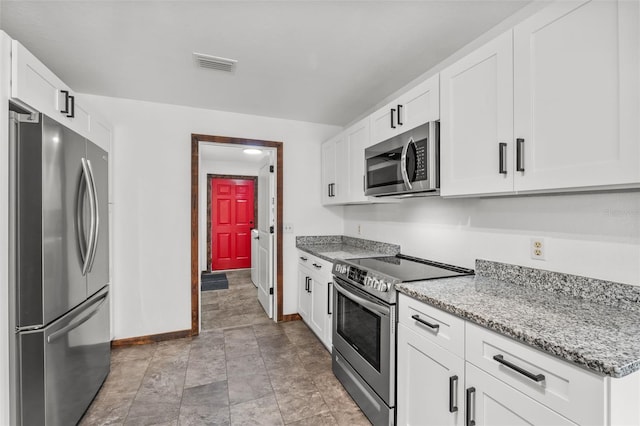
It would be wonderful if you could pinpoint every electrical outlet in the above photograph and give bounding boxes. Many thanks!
[283,223,294,234]
[530,238,545,260]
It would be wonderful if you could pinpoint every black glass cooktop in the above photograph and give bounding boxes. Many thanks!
[347,254,474,282]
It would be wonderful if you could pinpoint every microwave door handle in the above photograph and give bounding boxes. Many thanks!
[400,139,413,190]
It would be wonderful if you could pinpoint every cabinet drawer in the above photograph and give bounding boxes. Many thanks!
[398,293,465,358]
[466,322,604,425]
[297,252,332,275]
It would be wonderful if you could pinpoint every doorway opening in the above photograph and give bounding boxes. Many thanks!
[190,134,285,336]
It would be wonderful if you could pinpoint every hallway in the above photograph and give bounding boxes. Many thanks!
[80,270,369,425]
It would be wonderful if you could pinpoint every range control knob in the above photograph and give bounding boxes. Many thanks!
[372,278,380,289]
[379,282,389,292]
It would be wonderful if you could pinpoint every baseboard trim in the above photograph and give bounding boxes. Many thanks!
[111,329,192,348]
[280,313,302,322]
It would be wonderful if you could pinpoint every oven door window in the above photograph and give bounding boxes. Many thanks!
[336,291,381,372]
[366,146,403,189]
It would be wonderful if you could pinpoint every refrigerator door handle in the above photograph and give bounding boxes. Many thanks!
[76,160,89,273]
[86,159,100,272]
[47,291,108,343]
[79,158,96,276]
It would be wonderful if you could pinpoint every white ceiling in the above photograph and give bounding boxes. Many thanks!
[0,1,531,126]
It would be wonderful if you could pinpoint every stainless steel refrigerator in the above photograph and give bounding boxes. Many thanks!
[8,106,111,426]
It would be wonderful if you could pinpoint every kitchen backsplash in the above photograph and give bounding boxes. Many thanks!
[476,259,640,312]
[296,235,400,255]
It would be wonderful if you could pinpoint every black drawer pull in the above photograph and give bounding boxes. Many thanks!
[397,104,403,126]
[466,387,476,426]
[312,263,321,269]
[493,354,545,382]
[390,108,396,129]
[299,256,308,261]
[449,375,458,413]
[411,314,439,330]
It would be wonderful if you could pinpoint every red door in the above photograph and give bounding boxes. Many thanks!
[211,178,255,270]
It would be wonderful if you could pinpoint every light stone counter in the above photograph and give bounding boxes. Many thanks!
[396,259,640,378]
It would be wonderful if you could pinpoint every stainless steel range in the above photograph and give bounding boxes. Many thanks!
[331,254,474,425]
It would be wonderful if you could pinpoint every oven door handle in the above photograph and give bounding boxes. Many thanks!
[334,280,390,316]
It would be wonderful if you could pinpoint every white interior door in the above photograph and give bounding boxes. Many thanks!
[257,155,275,318]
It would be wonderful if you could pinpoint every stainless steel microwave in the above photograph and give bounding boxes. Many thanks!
[364,121,439,197]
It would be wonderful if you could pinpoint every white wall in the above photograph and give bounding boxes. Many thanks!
[345,191,640,286]
[198,157,263,271]
[82,94,343,340]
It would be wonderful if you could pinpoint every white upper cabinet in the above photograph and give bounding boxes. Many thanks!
[370,74,440,145]
[513,0,640,191]
[441,0,640,197]
[321,118,392,205]
[321,135,337,205]
[321,133,348,205]
[346,118,370,203]
[11,40,112,153]
[440,31,515,197]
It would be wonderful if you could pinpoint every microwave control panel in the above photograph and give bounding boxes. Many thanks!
[412,139,428,182]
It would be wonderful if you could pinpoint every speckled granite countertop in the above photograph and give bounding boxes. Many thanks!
[296,235,400,262]
[396,260,640,378]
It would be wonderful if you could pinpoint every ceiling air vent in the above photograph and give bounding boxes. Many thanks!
[193,52,237,73]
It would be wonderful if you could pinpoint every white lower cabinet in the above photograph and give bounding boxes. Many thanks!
[465,363,577,426]
[397,324,465,426]
[397,294,640,426]
[297,265,312,322]
[297,252,332,350]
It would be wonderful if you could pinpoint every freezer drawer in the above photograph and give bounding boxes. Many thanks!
[18,287,110,426]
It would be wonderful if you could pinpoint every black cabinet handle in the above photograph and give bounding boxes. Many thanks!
[305,277,309,292]
[516,138,525,172]
[328,183,335,197]
[493,354,545,382]
[411,314,439,330]
[449,375,458,413]
[466,387,476,426]
[67,95,75,118]
[308,277,312,293]
[312,263,321,269]
[390,108,396,129]
[397,104,403,126]
[327,282,332,315]
[60,90,70,114]
[327,184,331,197]
[499,142,507,174]
[299,256,308,261]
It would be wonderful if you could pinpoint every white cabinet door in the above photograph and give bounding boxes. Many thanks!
[370,74,440,145]
[346,118,370,203]
[11,40,91,138]
[397,74,440,133]
[440,31,514,197]
[321,136,338,205]
[297,268,311,322]
[334,136,350,204]
[309,276,328,344]
[466,363,577,426]
[513,0,640,191]
[397,324,465,426]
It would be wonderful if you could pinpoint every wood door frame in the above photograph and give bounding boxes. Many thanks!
[191,134,284,336]
[206,175,258,272]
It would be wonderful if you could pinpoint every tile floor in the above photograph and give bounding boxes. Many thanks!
[80,270,370,425]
